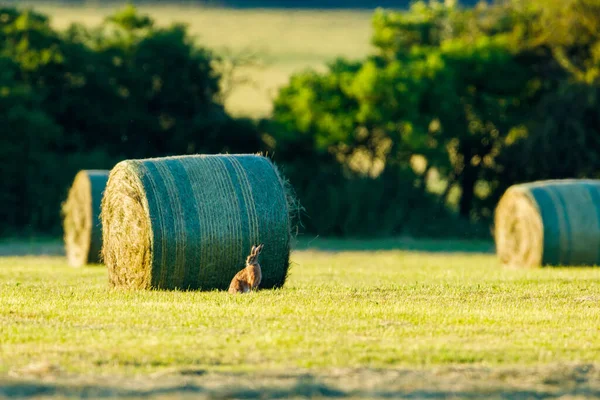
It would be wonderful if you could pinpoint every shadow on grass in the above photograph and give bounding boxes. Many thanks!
[294,236,495,254]
[0,238,64,257]
[1,375,599,399]
[0,236,495,257]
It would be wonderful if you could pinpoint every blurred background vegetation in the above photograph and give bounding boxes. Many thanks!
[1,0,599,239]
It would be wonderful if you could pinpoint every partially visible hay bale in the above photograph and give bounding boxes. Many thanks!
[494,179,600,268]
[101,154,294,290]
[62,170,110,267]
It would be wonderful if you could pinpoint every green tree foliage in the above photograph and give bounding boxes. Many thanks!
[0,56,64,232]
[271,0,600,236]
[5,1,600,238]
[270,53,479,236]
[0,6,261,235]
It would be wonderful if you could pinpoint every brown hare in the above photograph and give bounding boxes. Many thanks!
[228,244,264,294]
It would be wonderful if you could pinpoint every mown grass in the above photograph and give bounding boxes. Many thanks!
[1,239,600,380]
[25,4,374,118]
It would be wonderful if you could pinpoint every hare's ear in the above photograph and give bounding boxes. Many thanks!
[250,245,256,254]
[256,244,264,254]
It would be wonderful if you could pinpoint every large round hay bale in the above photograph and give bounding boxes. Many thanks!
[62,170,110,267]
[101,154,293,290]
[494,179,600,268]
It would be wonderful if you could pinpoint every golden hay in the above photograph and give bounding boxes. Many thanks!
[101,154,294,290]
[494,179,600,268]
[62,170,109,267]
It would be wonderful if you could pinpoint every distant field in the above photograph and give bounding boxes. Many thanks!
[9,0,483,8]
[1,239,600,397]
[7,0,479,9]
[27,4,375,117]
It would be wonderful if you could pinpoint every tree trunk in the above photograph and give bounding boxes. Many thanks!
[438,171,456,211]
[459,163,478,218]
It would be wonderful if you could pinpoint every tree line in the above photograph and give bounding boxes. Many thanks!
[2,1,599,238]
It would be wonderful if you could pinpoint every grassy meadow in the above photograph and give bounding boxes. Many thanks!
[29,3,375,118]
[2,4,600,398]
[1,238,600,397]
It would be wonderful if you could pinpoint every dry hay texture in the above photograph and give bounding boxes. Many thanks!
[62,170,110,267]
[101,154,293,291]
[495,179,600,268]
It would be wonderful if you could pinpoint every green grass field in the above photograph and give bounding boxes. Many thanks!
[3,4,600,398]
[1,238,600,398]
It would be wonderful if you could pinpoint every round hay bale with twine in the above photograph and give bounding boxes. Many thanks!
[494,179,600,268]
[62,170,110,267]
[101,154,295,290]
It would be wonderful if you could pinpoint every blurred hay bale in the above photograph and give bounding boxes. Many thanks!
[62,170,109,267]
[101,154,295,290]
[494,179,600,268]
